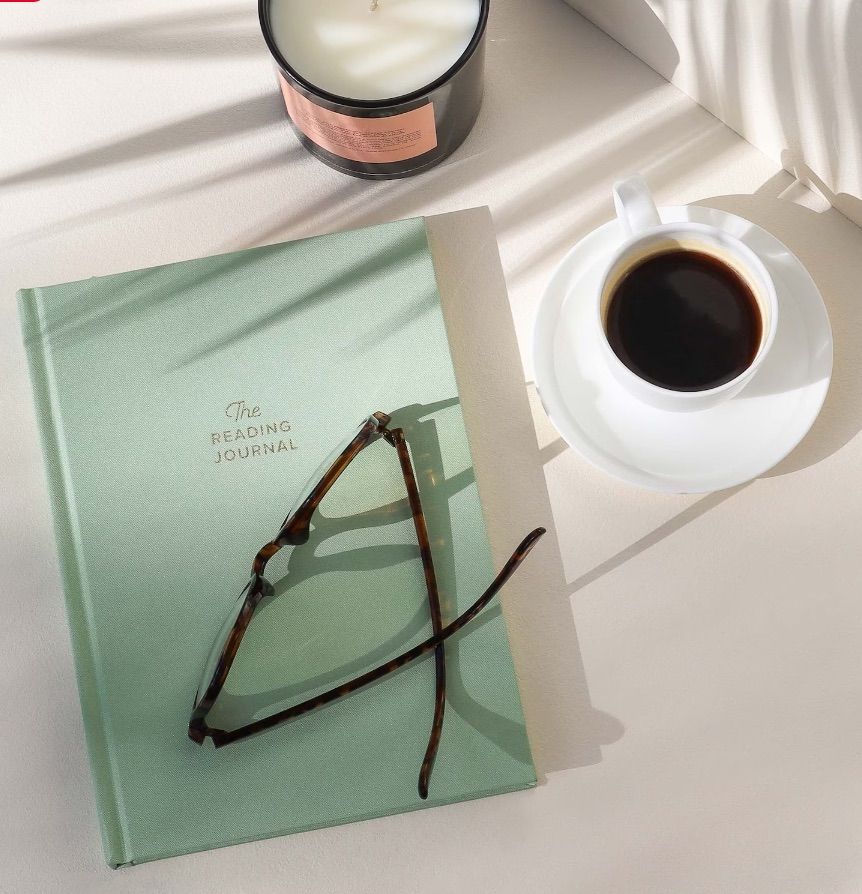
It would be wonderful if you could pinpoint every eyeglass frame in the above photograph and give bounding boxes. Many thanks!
[188,411,545,799]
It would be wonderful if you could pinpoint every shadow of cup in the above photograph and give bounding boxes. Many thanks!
[701,190,862,477]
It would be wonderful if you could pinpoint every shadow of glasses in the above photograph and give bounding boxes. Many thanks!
[207,397,535,770]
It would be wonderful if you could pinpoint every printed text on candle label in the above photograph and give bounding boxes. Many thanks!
[279,76,437,164]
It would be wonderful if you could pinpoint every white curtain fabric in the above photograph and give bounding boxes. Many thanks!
[563,0,862,227]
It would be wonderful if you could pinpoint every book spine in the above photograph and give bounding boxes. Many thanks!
[18,290,130,868]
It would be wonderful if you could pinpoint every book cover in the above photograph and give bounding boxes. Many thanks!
[18,216,536,867]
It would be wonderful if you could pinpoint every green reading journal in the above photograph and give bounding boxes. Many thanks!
[18,217,535,867]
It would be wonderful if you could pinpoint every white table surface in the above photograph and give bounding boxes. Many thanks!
[3,2,862,892]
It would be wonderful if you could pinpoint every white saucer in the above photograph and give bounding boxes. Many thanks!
[533,205,833,493]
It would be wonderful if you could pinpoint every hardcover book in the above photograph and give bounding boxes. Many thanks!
[19,215,536,867]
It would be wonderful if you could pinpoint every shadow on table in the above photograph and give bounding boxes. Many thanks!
[3,4,261,59]
[0,94,285,191]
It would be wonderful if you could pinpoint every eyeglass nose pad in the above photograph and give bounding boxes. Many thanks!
[249,573,275,603]
[277,519,311,546]
[275,531,308,549]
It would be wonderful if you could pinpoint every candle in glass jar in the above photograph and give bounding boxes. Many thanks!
[269,0,483,101]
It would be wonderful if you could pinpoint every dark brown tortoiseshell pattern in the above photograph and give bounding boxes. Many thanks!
[189,412,545,799]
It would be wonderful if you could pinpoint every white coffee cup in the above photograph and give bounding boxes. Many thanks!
[595,175,779,412]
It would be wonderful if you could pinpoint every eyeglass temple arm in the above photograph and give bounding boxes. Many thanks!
[388,427,446,800]
[211,527,547,749]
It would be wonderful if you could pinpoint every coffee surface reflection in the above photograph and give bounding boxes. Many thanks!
[605,249,762,392]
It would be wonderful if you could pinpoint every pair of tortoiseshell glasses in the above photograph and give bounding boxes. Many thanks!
[189,411,545,798]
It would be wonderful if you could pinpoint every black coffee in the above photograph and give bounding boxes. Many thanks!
[605,249,762,392]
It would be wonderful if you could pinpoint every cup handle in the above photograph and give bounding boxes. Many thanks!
[613,174,661,237]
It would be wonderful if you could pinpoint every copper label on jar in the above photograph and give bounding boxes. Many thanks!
[278,75,438,164]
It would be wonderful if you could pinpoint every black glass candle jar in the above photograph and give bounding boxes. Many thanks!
[258,0,489,180]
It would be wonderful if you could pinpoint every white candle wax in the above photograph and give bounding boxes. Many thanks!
[270,0,483,102]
